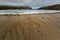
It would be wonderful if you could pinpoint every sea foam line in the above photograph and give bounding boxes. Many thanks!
[0,11,60,15]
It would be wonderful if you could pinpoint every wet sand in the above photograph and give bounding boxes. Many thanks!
[0,13,60,40]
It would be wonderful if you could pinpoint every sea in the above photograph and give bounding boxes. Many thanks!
[0,10,60,14]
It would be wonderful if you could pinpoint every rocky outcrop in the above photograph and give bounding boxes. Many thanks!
[38,4,60,10]
[0,5,32,10]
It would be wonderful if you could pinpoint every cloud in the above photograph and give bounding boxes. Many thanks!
[0,0,32,6]
[24,0,32,3]
[0,1,30,6]
[0,0,60,8]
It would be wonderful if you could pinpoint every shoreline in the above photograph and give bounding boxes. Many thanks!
[0,12,60,16]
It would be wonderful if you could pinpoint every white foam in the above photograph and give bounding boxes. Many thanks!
[0,10,60,14]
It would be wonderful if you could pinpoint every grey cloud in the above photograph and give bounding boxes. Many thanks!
[0,0,60,8]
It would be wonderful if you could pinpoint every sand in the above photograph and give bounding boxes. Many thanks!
[0,13,60,40]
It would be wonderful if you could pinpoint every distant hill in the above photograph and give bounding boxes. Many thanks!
[0,5,32,10]
[38,4,60,10]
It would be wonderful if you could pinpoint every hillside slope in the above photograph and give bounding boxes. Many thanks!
[38,4,60,10]
[0,5,32,10]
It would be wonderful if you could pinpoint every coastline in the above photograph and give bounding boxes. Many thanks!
[0,12,60,16]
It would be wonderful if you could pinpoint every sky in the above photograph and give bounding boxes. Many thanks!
[0,0,60,9]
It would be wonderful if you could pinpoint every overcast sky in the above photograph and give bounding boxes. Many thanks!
[0,0,60,9]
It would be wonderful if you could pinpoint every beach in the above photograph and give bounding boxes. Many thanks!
[0,13,60,40]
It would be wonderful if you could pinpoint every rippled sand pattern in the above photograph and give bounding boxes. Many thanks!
[0,13,60,40]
